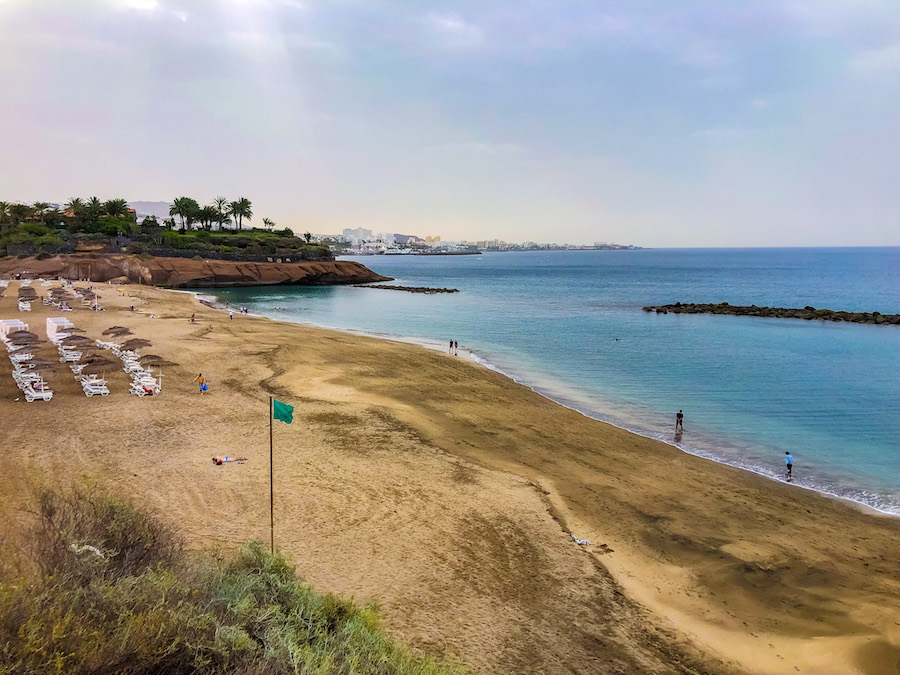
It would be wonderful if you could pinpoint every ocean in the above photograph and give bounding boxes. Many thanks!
[196,248,900,514]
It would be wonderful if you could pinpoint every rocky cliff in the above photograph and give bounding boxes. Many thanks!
[0,254,391,288]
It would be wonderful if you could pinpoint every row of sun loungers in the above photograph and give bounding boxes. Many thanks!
[1,319,53,402]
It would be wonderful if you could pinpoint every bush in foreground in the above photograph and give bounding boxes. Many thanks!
[0,486,461,675]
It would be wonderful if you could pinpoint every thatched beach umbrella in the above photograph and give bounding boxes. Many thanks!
[120,338,151,352]
[59,335,94,346]
[80,354,116,367]
[20,363,54,374]
[21,356,53,367]
[139,355,178,381]
[7,336,44,346]
[7,346,38,356]
[82,362,119,376]
[6,330,38,339]
[102,326,128,335]
[19,360,53,372]
[140,355,178,368]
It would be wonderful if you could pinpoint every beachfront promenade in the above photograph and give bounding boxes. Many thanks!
[0,280,898,674]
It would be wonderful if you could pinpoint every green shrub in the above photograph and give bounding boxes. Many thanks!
[0,486,461,675]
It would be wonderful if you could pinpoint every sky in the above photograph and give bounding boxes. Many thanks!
[1,0,899,247]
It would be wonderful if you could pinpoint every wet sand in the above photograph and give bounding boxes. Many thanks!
[1,281,898,674]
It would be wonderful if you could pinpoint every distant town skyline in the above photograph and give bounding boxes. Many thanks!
[2,1,899,247]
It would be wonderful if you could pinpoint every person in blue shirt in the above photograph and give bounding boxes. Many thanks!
[785,452,794,482]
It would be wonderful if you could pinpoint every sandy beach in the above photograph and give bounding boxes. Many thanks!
[1,281,899,675]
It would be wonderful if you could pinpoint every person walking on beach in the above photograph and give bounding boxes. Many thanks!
[229,310,233,320]
[192,373,206,394]
[190,313,195,324]
[454,340,458,356]
[675,410,684,431]
[449,340,454,354]
[785,452,794,482]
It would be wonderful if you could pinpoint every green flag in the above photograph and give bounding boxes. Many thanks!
[273,399,294,424]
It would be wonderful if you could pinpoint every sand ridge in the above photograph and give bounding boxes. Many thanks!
[0,281,898,674]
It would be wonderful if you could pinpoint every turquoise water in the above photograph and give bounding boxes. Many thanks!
[197,248,900,513]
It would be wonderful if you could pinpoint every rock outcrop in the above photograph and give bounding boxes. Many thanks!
[643,302,900,325]
[0,254,391,288]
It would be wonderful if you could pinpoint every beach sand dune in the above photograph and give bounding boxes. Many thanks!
[1,282,898,674]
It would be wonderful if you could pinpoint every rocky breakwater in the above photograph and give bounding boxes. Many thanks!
[0,254,392,287]
[643,302,900,325]
[351,284,459,294]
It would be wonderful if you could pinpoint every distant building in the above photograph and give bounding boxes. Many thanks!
[342,227,373,240]
[375,232,396,245]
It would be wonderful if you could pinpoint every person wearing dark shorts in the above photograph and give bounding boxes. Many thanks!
[785,452,793,482]
[675,410,684,431]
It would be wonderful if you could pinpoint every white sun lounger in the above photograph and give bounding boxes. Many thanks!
[21,382,52,402]
[81,380,110,397]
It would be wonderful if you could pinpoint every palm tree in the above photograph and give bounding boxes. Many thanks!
[213,196,228,230]
[170,197,200,232]
[0,201,10,232]
[226,201,240,231]
[227,197,252,231]
[44,207,63,228]
[84,196,104,226]
[8,203,34,227]
[31,202,50,223]
[198,205,218,231]
[64,197,84,216]
[103,198,129,218]
[262,217,275,231]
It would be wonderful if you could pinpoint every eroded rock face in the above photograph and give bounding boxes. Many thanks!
[0,254,391,288]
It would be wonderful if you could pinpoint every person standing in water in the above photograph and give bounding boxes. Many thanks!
[675,410,684,431]
[785,452,794,482]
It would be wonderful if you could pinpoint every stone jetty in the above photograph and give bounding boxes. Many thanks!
[642,302,900,325]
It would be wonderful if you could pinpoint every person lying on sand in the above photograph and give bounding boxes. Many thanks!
[212,456,247,465]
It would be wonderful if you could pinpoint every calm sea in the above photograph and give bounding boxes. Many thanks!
[197,248,900,513]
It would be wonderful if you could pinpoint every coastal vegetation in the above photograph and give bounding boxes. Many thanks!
[0,197,330,261]
[643,302,900,325]
[0,484,459,675]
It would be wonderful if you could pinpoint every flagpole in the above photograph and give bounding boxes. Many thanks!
[269,395,274,554]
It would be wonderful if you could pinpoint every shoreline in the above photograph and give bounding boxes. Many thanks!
[192,289,900,519]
